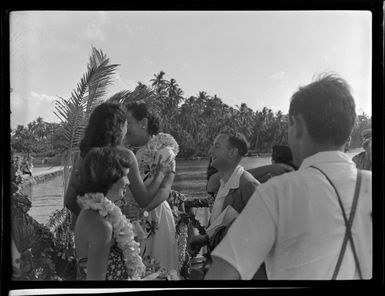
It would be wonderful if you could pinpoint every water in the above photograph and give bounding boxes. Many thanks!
[27,151,362,225]
[24,176,65,225]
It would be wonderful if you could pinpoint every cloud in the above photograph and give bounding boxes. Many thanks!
[74,13,110,42]
[270,71,289,81]
[10,91,60,128]
[82,23,106,41]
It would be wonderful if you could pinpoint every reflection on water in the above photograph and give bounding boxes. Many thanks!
[25,175,64,225]
[26,152,361,225]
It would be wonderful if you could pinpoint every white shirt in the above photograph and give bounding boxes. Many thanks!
[211,151,372,280]
[209,165,244,224]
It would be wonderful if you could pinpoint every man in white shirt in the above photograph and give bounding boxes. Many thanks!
[189,131,261,263]
[205,74,372,280]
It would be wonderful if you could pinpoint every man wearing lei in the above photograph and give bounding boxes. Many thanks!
[123,101,180,273]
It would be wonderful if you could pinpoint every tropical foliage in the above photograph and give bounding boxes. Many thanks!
[11,149,76,281]
[11,119,67,156]
[53,46,119,192]
[107,70,371,157]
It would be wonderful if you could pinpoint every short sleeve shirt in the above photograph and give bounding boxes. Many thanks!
[211,151,372,280]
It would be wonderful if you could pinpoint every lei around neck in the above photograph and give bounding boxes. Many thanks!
[136,132,179,176]
[77,192,146,280]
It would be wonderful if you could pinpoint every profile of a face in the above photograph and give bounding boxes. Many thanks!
[124,111,148,146]
[107,170,130,204]
[209,134,232,170]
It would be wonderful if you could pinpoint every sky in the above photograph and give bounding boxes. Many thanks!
[10,10,372,129]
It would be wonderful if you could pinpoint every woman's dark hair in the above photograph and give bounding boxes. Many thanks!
[289,73,356,146]
[79,102,127,158]
[125,101,160,135]
[77,146,132,196]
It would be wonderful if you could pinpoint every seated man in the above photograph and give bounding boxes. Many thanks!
[189,130,266,279]
[248,144,297,183]
[352,128,371,170]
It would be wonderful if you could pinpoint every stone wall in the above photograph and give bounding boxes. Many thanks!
[21,169,63,188]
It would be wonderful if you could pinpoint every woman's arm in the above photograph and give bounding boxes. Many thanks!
[127,150,168,208]
[86,219,113,280]
[144,167,175,211]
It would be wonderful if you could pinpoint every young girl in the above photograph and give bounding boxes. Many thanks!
[75,146,169,280]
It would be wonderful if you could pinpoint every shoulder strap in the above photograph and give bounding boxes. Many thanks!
[310,166,363,280]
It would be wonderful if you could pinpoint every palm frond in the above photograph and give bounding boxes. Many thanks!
[108,90,133,104]
[53,47,120,193]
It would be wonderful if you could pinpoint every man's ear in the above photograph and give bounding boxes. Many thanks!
[290,114,305,140]
[228,147,238,159]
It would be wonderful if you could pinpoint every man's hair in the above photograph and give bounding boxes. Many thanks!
[220,130,249,157]
[124,101,160,135]
[79,102,127,158]
[78,146,131,196]
[289,73,356,146]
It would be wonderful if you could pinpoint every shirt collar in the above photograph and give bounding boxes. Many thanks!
[299,151,355,170]
[219,164,245,190]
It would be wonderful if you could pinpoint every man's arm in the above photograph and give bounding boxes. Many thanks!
[204,256,241,280]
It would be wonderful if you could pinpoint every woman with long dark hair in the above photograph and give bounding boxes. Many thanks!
[123,101,179,272]
[64,101,170,229]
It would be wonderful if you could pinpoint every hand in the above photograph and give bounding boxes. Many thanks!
[154,154,173,176]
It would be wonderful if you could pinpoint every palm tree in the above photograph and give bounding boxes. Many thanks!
[150,71,167,94]
[54,46,119,193]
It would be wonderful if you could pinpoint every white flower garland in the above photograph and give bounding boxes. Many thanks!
[77,192,146,280]
[136,132,179,178]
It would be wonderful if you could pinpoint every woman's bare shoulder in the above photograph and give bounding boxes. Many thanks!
[76,210,113,235]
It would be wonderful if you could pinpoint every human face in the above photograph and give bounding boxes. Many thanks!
[107,170,130,205]
[209,134,233,171]
[125,111,148,147]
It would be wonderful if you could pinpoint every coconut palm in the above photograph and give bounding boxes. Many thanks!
[150,70,167,95]
[54,46,119,193]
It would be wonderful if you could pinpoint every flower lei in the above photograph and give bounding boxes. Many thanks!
[136,132,179,178]
[77,193,146,280]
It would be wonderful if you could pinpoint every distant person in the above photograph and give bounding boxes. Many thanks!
[352,129,372,171]
[189,130,265,279]
[248,145,297,183]
[20,156,32,176]
[205,74,372,280]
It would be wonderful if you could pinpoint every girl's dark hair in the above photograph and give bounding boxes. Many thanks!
[289,73,356,146]
[79,102,127,158]
[78,146,132,196]
[125,102,160,135]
